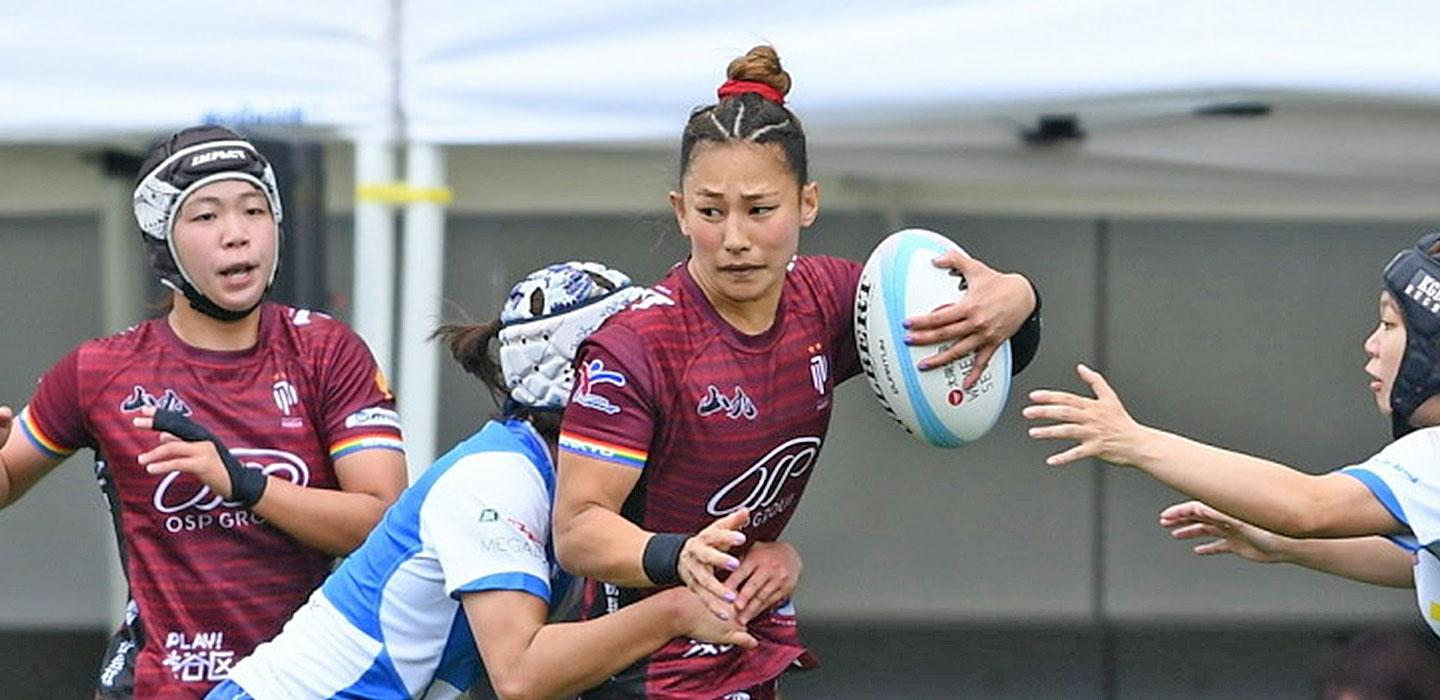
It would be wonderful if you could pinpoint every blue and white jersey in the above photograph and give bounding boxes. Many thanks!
[225,419,569,699]
[1340,426,1440,637]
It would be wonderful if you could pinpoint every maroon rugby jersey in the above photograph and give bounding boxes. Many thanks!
[559,256,861,699]
[17,303,403,700]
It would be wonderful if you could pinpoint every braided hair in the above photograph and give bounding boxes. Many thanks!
[679,45,808,187]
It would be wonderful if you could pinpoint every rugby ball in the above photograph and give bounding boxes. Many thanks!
[854,228,1011,448]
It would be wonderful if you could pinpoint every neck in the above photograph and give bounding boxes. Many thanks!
[688,261,780,335]
[712,296,779,336]
[167,296,262,351]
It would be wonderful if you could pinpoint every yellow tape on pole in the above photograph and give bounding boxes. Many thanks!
[356,183,454,205]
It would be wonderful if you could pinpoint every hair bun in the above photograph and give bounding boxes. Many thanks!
[725,45,791,99]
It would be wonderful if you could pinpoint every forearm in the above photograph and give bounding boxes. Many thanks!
[1131,427,1364,537]
[1275,536,1414,588]
[0,453,12,509]
[491,596,684,700]
[251,480,390,556]
[555,503,655,587]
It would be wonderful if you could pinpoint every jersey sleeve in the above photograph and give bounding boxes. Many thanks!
[558,324,657,470]
[821,256,863,384]
[422,452,554,602]
[17,346,88,459]
[317,325,404,461]
[1338,429,1440,550]
[800,255,863,385]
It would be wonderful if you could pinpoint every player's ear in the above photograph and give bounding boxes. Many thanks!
[669,190,688,237]
[799,182,819,228]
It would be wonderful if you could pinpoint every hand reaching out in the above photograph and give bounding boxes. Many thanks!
[1160,500,1289,563]
[1024,363,1147,467]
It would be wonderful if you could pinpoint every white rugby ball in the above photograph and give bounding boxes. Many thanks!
[854,228,1011,448]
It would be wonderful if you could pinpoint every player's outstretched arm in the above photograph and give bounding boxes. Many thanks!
[1025,363,1399,539]
[1161,500,1414,588]
[466,585,755,700]
[902,252,1036,385]
[135,407,405,555]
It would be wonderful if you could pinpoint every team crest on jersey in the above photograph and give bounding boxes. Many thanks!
[120,386,192,415]
[272,378,300,416]
[809,354,828,396]
[571,359,626,415]
[697,385,758,420]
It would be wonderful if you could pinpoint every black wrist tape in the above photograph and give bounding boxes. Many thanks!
[152,409,268,508]
[642,533,690,586]
[1010,282,1042,375]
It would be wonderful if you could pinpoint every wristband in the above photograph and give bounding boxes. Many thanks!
[1010,281,1042,375]
[642,533,690,586]
[152,409,268,508]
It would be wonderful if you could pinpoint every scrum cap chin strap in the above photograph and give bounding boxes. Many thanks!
[1383,232,1440,438]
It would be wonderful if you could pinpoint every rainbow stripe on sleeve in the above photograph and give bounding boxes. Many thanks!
[558,431,647,469]
[17,406,76,459]
[329,433,405,461]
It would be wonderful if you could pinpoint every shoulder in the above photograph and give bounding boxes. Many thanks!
[270,304,350,339]
[788,255,861,295]
[1376,427,1440,466]
[264,304,371,358]
[590,285,681,350]
[423,438,549,516]
[66,317,167,372]
[784,254,862,318]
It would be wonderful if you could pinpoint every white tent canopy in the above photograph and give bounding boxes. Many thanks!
[7,0,1440,467]
[8,0,1440,216]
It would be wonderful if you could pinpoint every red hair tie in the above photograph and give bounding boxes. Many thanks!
[717,79,785,105]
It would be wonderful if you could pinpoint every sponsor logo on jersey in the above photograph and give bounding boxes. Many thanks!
[478,508,499,523]
[477,534,545,559]
[344,406,401,430]
[706,436,821,527]
[98,639,135,688]
[571,359,626,414]
[285,308,332,327]
[507,516,544,547]
[161,630,235,682]
[629,288,676,311]
[680,640,736,658]
[1377,458,1422,484]
[152,448,308,519]
[119,386,191,415]
[697,385,758,420]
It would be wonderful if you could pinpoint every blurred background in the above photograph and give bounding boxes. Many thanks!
[5,1,1440,697]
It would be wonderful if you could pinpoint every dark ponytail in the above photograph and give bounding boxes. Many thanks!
[430,318,563,441]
